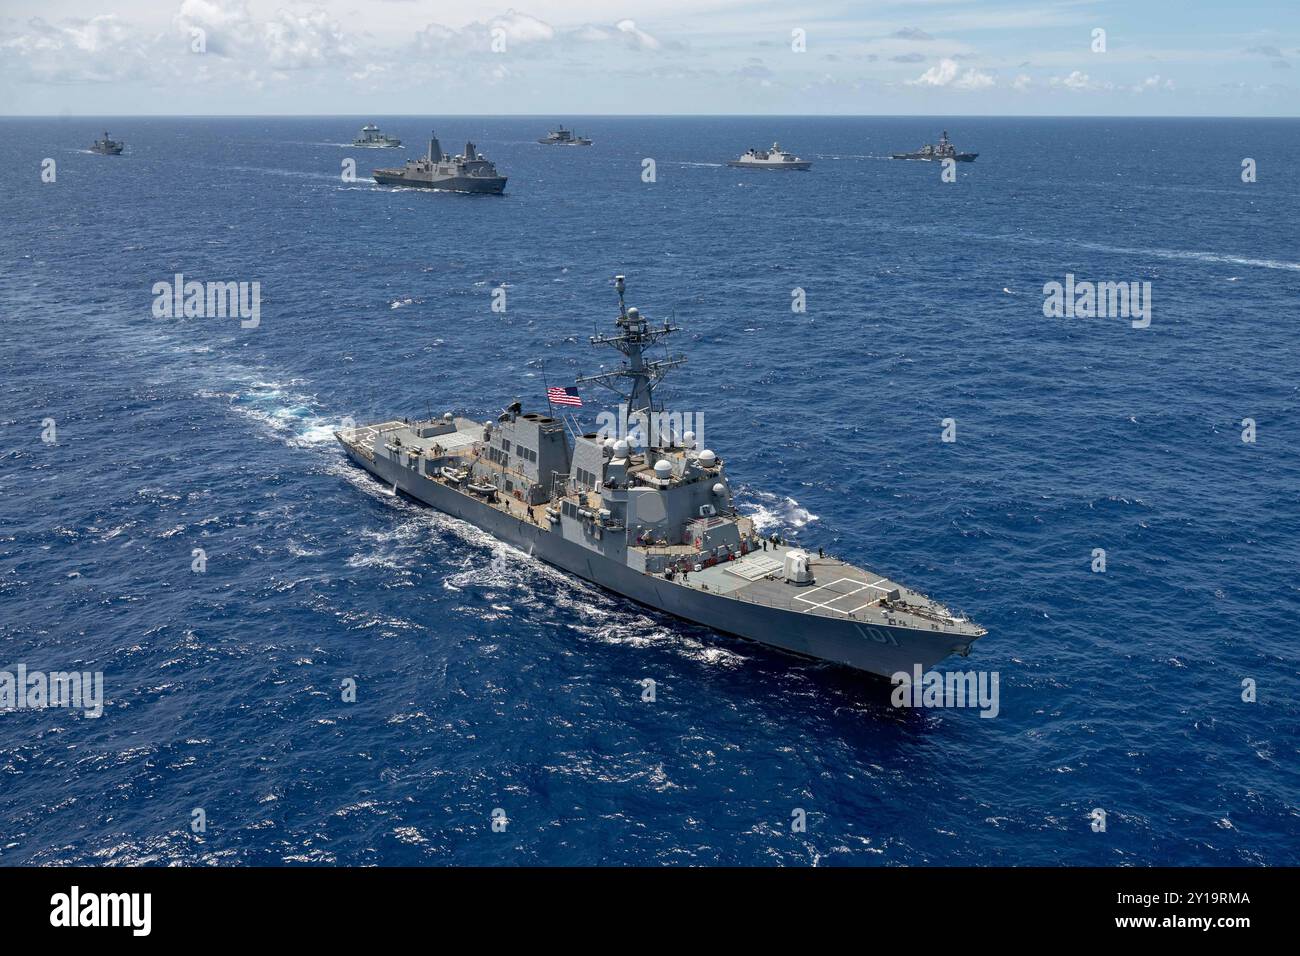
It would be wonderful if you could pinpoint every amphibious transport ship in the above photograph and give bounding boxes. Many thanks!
[891,130,977,162]
[335,276,984,677]
[372,132,506,194]
[727,142,811,170]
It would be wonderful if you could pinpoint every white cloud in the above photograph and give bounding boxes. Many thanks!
[0,14,150,82]
[490,10,554,46]
[565,18,662,51]
[1134,74,1175,92]
[615,19,660,50]
[173,1,351,69]
[1050,70,1107,91]
[174,0,256,58]
[414,11,553,54]
[262,9,353,69]
[955,67,994,90]
[415,11,662,55]
[907,57,958,86]
[905,57,994,90]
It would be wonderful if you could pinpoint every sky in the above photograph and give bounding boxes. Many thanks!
[1,0,1298,116]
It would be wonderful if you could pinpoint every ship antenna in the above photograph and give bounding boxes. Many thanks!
[542,359,554,417]
[575,274,686,419]
[614,274,627,320]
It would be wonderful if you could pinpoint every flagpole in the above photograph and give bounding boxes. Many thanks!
[542,360,554,417]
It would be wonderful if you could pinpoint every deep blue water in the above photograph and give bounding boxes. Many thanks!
[1,116,1297,866]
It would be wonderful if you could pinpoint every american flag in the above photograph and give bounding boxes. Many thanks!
[547,386,583,408]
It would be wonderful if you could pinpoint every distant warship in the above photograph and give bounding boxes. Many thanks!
[727,142,811,171]
[891,130,977,162]
[90,132,123,155]
[538,126,592,146]
[372,132,506,194]
[353,123,402,148]
[335,275,985,677]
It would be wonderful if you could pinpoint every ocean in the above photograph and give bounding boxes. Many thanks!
[0,115,1296,865]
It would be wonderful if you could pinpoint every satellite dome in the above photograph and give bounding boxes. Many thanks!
[712,482,726,496]
[627,307,640,320]
[654,459,672,479]
[443,412,453,420]
[683,430,696,448]
[613,439,630,458]
[698,449,717,467]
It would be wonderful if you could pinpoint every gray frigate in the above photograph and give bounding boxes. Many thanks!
[727,142,811,170]
[90,131,124,155]
[373,132,506,194]
[335,276,985,677]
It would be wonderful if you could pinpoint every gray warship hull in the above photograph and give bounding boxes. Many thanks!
[372,171,506,194]
[338,427,979,678]
[891,152,977,162]
[726,160,811,171]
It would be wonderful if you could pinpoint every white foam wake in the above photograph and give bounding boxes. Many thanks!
[737,488,820,533]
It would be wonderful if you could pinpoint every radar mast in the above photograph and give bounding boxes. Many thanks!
[576,275,685,417]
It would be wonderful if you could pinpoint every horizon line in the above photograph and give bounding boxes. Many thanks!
[2,113,1298,120]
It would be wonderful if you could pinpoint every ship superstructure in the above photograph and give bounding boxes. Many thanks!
[335,276,984,677]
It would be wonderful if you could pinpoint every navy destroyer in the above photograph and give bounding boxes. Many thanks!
[90,131,124,155]
[891,130,977,162]
[354,123,402,148]
[538,126,592,146]
[373,132,506,194]
[728,143,811,171]
[335,276,985,677]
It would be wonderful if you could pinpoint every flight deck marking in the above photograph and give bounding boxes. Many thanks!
[794,577,890,616]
